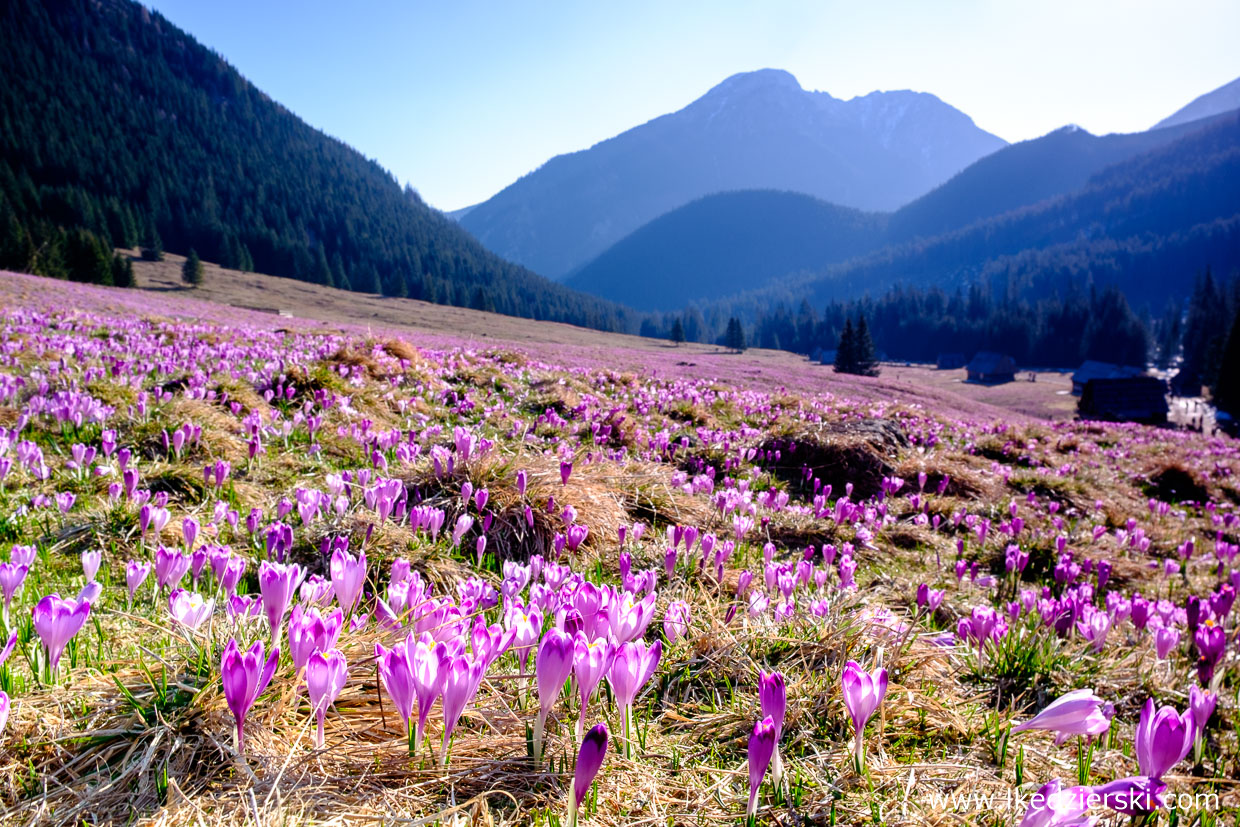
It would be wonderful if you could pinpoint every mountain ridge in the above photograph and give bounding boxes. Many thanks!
[458,68,1006,279]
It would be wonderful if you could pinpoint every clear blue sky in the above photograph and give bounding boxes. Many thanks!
[146,0,1240,212]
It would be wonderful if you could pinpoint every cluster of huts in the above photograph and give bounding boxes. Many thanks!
[937,353,1169,424]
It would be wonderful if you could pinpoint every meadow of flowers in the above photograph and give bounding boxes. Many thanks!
[0,270,1236,825]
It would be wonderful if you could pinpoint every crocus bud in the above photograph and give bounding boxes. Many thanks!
[747,716,777,819]
[568,723,609,827]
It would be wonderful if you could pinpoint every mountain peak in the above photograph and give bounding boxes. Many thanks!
[707,68,804,97]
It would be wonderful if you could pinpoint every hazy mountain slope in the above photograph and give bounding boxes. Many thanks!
[459,69,1005,279]
[564,191,886,311]
[888,116,1231,241]
[778,113,1240,310]
[0,0,637,331]
[1154,75,1240,129]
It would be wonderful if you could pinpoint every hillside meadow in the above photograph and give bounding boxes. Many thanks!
[0,269,1235,825]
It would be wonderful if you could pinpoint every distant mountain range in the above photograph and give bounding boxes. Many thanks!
[566,112,1237,311]
[458,69,1006,279]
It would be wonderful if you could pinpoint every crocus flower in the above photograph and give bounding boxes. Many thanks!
[568,723,608,827]
[305,648,347,749]
[1194,624,1225,685]
[560,460,573,485]
[154,546,190,593]
[329,548,367,617]
[411,636,448,753]
[32,593,91,673]
[439,654,486,765]
[1011,688,1114,745]
[605,638,662,758]
[375,640,418,751]
[1016,778,1093,827]
[572,633,614,741]
[258,561,304,641]
[0,690,8,739]
[759,670,787,789]
[1134,698,1194,779]
[167,589,214,631]
[1153,626,1179,659]
[747,716,777,820]
[534,628,574,763]
[220,638,280,754]
[288,604,344,673]
[81,550,101,583]
[841,660,887,770]
[0,630,15,667]
[0,562,29,622]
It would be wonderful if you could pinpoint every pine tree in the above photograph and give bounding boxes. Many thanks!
[854,315,880,376]
[140,222,163,262]
[182,248,203,286]
[725,317,747,352]
[110,253,134,287]
[834,318,856,373]
[670,318,685,346]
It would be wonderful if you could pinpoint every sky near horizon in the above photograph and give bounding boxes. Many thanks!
[146,0,1240,212]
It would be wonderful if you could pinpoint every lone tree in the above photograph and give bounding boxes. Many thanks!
[182,248,203,286]
[725,317,747,352]
[834,315,880,376]
[670,318,685,346]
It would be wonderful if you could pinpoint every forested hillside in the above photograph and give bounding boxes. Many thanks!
[0,0,637,331]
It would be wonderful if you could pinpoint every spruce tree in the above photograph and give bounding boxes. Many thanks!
[182,248,203,286]
[670,318,685,346]
[854,315,880,376]
[110,253,134,287]
[834,318,856,373]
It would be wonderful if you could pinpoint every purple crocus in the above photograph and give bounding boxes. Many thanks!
[375,639,418,752]
[288,604,344,673]
[154,546,191,593]
[534,628,574,763]
[0,690,8,739]
[439,654,486,765]
[0,561,29,623]
[1194,623,1225,685]
[81,550,101,583]
[329,547,367,617]
[220,638,280,754]
[567,723,608,827]
[411,636,448,754]
[1016,778,1093,827]
[1011,688,1114,745]
[167,589,214,631]
[31,593,91,673]
[841,660,887,770]
[305,648,347,749]
[759,670,787,789]
[1134,698,1194,779]
[258,561,304,641]
[747,716,777,820]
[572,633,614,741]
[560,460,573,485]
[605,638,662,758]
